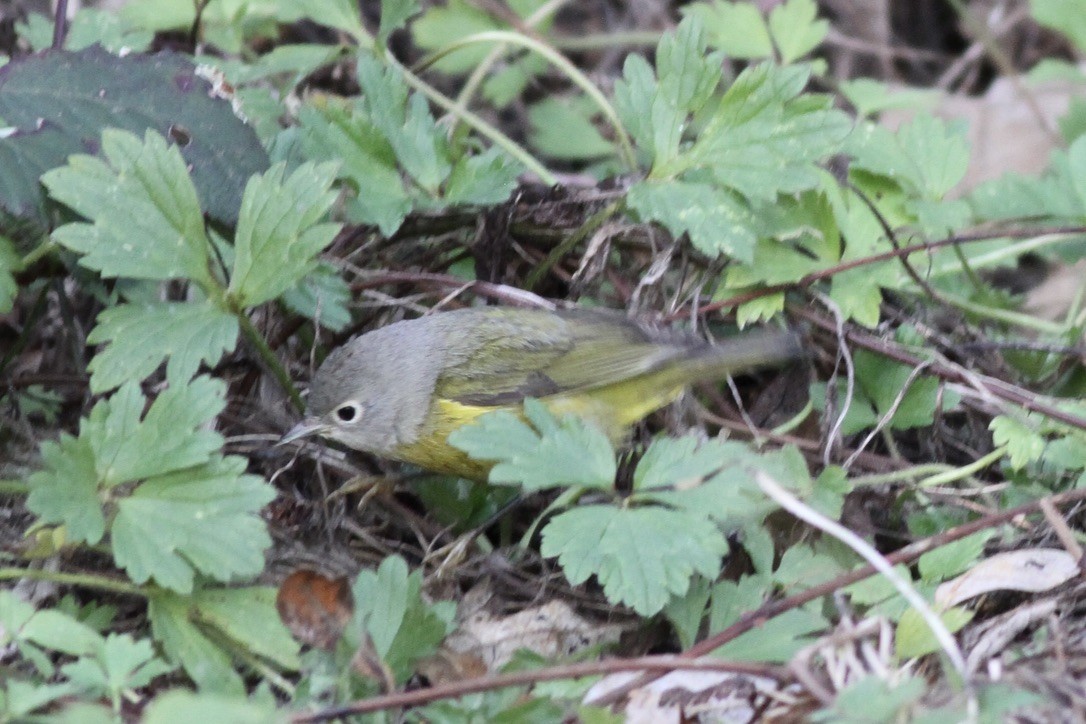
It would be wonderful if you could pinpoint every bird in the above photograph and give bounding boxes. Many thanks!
[280,306,799,481]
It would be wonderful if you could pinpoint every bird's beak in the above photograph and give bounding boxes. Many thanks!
[278,417,327,446]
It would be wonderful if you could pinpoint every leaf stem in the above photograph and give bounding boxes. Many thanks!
[916,445,1008,488]
[20,238,55,268]
[237,313,304,411]
[0,479,29,495]
[446,0,567,138]
[0,567,146,597]
[413,30,638,170]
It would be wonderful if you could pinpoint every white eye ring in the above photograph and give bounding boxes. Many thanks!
[334,401,363,424]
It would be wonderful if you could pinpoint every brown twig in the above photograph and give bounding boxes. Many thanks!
[290,656,789,721]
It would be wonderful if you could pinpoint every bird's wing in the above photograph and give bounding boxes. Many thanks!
[434,309,688,406]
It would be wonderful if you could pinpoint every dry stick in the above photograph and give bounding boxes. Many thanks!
[590,487,1086,708]
[350,271,555,310]
[290,656,787,722]
[790,306,1086,432]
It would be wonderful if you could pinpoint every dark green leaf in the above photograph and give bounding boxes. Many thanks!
[0,47,268,224]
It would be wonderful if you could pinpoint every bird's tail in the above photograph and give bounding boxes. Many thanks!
[672,328,803,384]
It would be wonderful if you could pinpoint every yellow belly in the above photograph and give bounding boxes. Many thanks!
[391,378,685,481]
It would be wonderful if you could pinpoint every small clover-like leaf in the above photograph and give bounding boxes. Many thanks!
[86,301,238,393]
[541,505,728,616]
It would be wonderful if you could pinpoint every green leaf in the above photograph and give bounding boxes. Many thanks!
[655,18,722,114]
[812,676,925,723]
[228,162,341,307]
[448,400,617,490]
[665,64,851,199]
[681,1,773,59]
[43,129,215,289]
[379,0,421,45]
[82,378,225,487]
[853,350,944,431]
[2,681,80,720]
[848,114,970,199]
[190,588,300,670]
[297,103,411,235]
[27,435,105,544]
[540,505,728,615]
[112,456,273,592]
[143,689,281,724]
[918,531,993,582]
[627,180,758,261]
[1068,134,1086,210]
[768,0,828,63]
[293,0,364,36]
[2,47,268,225]
[640,444,812,528]
[357,54,451,192]
[990,414,1046,469]
[663,577,711,650]
[352,557,453,680]
[280,262,353,332]
[715,606,826,662]
[64,8,153,52]
[633,435,732,490]
[411,0,510,73]
[0,237,22,314]
[148,593,241,693]
[20,609,104,657]
[613,53,673,167]
[443,148,520,205]
[527,98,615,162]
[61,634,173,706]
[895,606,973,659]
[86,302,238,393]
[1031,0,1086,54]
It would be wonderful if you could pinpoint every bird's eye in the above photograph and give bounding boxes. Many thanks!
[334,402,362,423]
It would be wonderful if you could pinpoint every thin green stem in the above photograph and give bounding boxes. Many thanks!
[924,230,1084,279]
[447,0,568,137]
[912,288,1067,335]
[852,464,957,487]
[20,238,55,268]
[0,479,29,495]
[388,56,558,185]
[770,400,813,437]
[550,30,661,51]
[414,30,637,171]
[916,445,1008,488]
[237,313,304,411]
[0,567,146,597]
